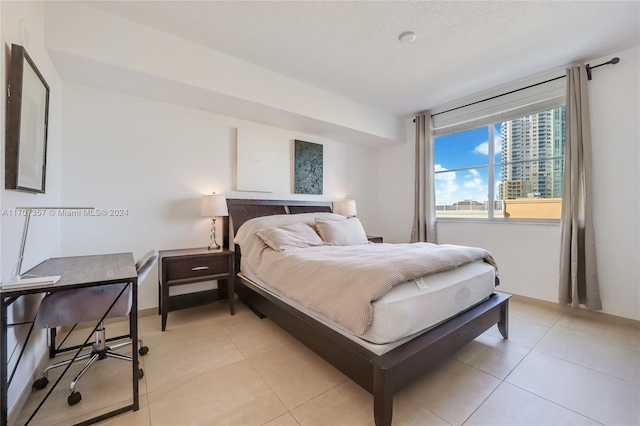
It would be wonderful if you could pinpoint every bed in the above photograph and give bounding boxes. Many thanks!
[226,198,510,426]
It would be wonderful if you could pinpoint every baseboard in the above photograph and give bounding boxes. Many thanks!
[510,294,640,329]
[8,345,50,425]
[139,306,157,318]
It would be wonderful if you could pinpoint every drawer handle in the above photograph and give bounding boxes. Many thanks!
[191,266,210,271]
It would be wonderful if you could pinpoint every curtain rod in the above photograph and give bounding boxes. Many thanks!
[426,57,620,119]
[586,56,620,80]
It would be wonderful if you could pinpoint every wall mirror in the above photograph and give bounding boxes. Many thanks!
[5,43,50,193]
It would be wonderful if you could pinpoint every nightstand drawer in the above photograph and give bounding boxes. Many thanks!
[165,256,229,281]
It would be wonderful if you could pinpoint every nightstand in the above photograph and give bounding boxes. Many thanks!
[158,247,234,331]
[367,235,383,243]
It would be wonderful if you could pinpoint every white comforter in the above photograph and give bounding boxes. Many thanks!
[236,214,497,335]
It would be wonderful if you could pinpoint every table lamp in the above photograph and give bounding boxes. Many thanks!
[201,194,228,250]
[335,199,357,217]
[3,206,93,288]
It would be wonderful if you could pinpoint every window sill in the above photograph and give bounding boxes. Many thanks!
[436,218,560,226]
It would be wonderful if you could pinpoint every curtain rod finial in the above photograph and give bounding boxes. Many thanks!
[586,56,620,80]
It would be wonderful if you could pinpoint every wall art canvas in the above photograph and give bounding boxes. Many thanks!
[294,140,323,195]
[236,128,288,192]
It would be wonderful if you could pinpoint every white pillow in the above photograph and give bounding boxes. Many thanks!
[256,223,325,251]
[315,217,369,246]
[234,212,344,247]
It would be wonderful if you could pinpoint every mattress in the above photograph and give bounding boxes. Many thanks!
[240,258,496,354]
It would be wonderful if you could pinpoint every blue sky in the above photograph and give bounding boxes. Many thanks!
[434,124,502,205]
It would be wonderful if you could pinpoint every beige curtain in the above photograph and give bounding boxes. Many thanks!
[411,113,437,243]
[559,65,602,310]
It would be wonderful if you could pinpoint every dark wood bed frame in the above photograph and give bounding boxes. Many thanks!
[225,198,510,426]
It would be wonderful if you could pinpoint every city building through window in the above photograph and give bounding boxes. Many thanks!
[434,106,565,219]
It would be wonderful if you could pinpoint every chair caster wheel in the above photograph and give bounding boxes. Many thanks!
[138,368,144,379]
[68,392,82,406]
[139,346,149,356]
[33,377,49,390]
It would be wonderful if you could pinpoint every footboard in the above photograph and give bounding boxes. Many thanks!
[235,275,510,426]
[372,291,509,425]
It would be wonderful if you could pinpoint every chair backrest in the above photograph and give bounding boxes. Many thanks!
[135,250,159,285]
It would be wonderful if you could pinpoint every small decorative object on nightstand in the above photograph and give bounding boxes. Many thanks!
[158,247,234,331]
[367,235,383,243]
[201,193,228,250]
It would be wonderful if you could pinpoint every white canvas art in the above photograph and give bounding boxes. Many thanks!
[236,128,289,192]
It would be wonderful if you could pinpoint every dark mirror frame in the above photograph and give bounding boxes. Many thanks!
[5,43,50,193]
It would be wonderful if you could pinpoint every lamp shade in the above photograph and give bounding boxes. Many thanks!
[335,199,357,217]
[201,194,228,217]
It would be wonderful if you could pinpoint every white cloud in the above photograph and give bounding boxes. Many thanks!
[435,179,459,205]
[474,141,489,155]
[434,164,456,181]
[463,169,483,189]
[464,178,483,189]
[473,134,502,156]
[434,164,459,205]
[435,166,490,205]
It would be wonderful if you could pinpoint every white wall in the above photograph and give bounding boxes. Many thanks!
[377,45,640,321]
[375,117,416,243]
[60,83,379,310]
[588,45,640,321]
[1,0,62,414]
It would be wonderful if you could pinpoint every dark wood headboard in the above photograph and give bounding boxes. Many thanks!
[226,199,334,273]
[226,199,333,235]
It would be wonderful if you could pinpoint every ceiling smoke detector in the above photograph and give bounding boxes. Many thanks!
[398,31,416,44]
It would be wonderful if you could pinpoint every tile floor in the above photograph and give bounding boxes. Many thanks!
[14,297,640,426]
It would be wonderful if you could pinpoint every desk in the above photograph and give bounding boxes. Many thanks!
[1,253,138,426]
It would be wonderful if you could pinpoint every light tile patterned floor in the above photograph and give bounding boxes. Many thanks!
[15,298,640,426]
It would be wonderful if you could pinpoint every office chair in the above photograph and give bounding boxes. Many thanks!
[32,250,159,406]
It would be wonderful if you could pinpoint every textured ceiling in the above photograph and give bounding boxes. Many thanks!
[86,1,640,116]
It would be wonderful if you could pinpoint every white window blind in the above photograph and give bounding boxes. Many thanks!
[431,70,566,136]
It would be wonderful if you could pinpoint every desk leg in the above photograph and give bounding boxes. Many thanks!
[1,299,8,426]
[157,280,161,316]
[131,280,139,411]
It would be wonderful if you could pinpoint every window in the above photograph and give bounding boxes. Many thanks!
[434,106,565,219]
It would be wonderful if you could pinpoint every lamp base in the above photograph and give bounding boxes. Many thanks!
[207,218,221,250]
[1,275,60,289]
